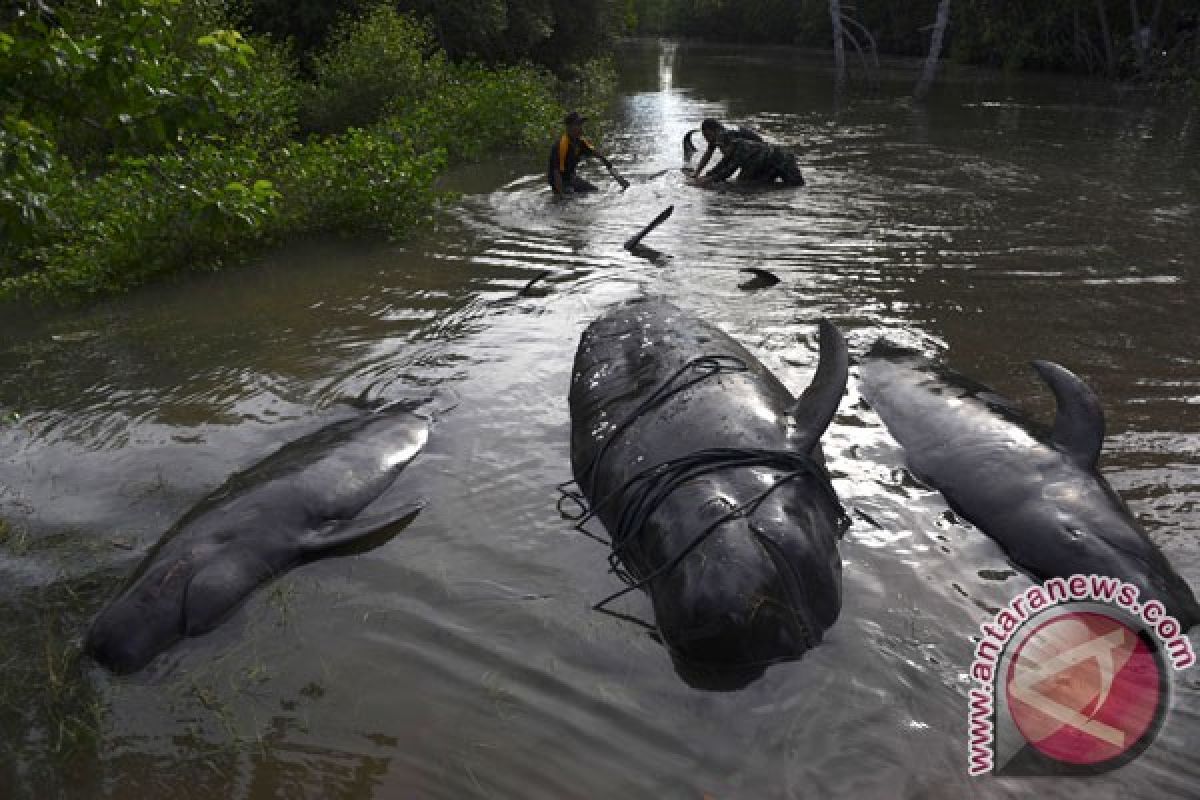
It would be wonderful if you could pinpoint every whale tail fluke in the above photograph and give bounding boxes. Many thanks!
[789,320,848,452]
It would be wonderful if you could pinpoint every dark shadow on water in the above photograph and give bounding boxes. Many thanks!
[672,659,768,692]
[626,244,672,266]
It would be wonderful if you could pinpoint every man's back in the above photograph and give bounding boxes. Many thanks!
[707,139,804,186]
[724,126,764,147]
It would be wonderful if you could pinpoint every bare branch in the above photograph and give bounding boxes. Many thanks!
[914,0,952,101]
[830,0,847,90]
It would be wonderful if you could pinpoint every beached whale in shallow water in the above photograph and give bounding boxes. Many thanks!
[859,344,1200,628]
[86,407,430,673]
[568,298,849,686]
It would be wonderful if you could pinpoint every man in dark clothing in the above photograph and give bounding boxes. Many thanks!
[693,134,805,188]
[689,118,764,177]
[547,111,620,194]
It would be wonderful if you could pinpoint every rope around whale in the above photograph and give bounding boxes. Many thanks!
[557,355,849,615]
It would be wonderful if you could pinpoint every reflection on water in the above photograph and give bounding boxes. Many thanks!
[1,40,1198,799]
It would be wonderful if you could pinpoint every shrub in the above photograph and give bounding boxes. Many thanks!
[390,62,562,161]
[556,57,617,129]
[0,1,612,303]
[275,129,445,235]
[0,116,66,248]
[211,33,304,149]
[1,141,279,300]
[301,4,442,133]
[0,0,295,163]
[0,129,448,302]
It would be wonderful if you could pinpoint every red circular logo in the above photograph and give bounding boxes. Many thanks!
[1005,611,1164,766]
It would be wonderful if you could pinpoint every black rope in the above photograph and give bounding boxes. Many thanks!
[558,354,849,618]
[557,354,747,536]
[576,355,749,498]
[589,448,844,611]
[558,355,747,547]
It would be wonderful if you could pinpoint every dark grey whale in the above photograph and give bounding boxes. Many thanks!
[568,298,849,685]
[86,406,430,673]
[859,344,1200,628]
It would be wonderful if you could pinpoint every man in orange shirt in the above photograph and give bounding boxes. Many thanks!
[547,111,623,194]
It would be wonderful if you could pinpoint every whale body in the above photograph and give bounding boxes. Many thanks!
[568,298,849,686]
[860,345,1200,628]
[87,408,429,673]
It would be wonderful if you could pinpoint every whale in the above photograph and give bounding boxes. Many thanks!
[859,344,1200,628]
[567,298,849,686]
[86,406,430,673]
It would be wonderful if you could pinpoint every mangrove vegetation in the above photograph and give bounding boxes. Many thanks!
[4,1,1194,303]
[0,0,616,303]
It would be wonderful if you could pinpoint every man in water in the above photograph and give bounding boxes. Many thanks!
[687,118,764,176]
[548,111,621,195]
[691,131,805,188]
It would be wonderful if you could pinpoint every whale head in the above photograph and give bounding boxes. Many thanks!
[87,542,278,674]
[644,478,845,689]
[85,578,187,674]
[1025,476,1200,630]
[85,537,249,674]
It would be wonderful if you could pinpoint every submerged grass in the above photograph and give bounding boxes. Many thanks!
[0,578,107,790]
[0,517,30,555]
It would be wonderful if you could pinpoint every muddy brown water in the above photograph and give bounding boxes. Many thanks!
[1,41,1198,799]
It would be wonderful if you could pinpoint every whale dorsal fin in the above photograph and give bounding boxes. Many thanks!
[1031,360,1105,468]
[788,320,849,452]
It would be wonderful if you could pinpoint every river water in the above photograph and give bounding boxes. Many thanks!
[1,40,1198,799]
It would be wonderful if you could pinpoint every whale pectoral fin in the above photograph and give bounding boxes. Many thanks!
[1031,360,1105,469]
[183,557,271,636]
[298,500,426,554]
[788,319,849,452]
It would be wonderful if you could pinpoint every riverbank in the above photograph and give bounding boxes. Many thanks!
[0,2,613,305]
